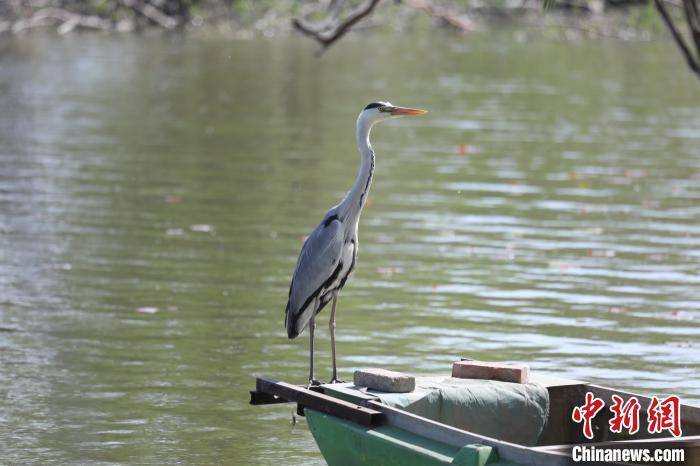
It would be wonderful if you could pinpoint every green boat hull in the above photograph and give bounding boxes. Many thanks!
[305,409,521,466]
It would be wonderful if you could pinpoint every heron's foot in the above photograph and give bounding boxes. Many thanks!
[307,379,321,388]
[328,377,345,384]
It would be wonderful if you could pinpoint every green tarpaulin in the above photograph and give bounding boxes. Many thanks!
[368,376,549,446]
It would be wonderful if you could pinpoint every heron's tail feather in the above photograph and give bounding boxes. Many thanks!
[285,300,316,340]
[285,300,300,339]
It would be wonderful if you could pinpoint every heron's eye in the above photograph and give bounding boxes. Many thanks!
[379,106,390,113]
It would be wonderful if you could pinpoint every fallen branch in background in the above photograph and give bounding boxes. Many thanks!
[3,0,700,81]
[120,0,178,29]
[10,0,178,33]
[11,8,112,34]
[653,0,700,77]
[402,0,473,32]
[682,0,700,51]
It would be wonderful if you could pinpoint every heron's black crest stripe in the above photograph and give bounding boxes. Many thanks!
[364,102,383,110]
[323,214,339,227]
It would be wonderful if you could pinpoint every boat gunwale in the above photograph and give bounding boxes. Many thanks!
[251,376,700,465]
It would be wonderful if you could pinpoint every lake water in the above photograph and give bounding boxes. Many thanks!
[1,28,699,464]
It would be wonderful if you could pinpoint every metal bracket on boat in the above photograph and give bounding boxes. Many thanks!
[250,377,384,427]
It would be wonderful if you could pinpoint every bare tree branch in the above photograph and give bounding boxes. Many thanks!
[654,0,700,76]
[293,0,472,53]
[328,0,347,19]
[292,0,383,53]
[661,0,685,8]
[681,0,700,52]
[12,7,111,33]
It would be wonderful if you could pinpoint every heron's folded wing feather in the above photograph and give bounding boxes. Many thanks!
[286,219,345,335]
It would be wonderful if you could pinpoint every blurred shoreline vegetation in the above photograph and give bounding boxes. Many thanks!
[1,0,698,76]
[0,0,677,37]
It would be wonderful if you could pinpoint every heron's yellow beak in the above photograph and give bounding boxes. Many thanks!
[389,106,428,116]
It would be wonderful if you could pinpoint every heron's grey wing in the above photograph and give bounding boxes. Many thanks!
[285,218,345,338]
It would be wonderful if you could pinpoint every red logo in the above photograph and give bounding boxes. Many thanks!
[573,392,683,439]
[647,395,682,438]
[609,394,640,435]
[572,392,605,440]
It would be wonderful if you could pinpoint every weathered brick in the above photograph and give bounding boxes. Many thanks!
[353,368,416,393]
[452,360,529,384]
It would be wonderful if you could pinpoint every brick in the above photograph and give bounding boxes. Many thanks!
[353,368,416,393]
[452,360,529,384]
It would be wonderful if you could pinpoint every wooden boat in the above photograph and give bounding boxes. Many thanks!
[250,367,700,466]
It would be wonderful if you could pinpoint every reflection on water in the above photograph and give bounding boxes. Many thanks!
[0,30,699,464]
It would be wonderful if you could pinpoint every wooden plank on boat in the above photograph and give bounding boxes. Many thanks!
[320,382,381,404]
[249,389,290,405]
[255,378,383,427]
[250,381,323,405]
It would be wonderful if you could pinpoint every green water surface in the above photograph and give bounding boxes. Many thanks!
[1,29,699,464]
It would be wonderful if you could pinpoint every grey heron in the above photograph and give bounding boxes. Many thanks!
[284,101,427,385]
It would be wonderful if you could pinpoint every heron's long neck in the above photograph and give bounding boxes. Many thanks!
[339,118,374,224]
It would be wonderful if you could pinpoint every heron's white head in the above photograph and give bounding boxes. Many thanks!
[357,101,427,130]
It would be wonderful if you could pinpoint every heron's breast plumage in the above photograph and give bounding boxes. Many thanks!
[330,235,357,292]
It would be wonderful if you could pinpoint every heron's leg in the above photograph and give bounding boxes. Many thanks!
[329,293,342,383]
[308,314,319,387]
